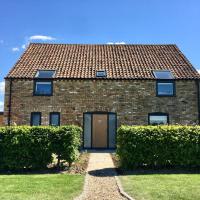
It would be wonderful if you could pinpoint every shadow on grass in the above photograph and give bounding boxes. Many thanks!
[118,168,200,176]
[0,168,66,175]
[88,167,200,177]
[111,153,200,176]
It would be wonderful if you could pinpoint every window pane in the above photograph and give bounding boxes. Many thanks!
[149,115,168,125]
[31,113,40,126]
[108,114,116,148]
[35,70,55,78]
[50,113,60,126]
[96,70,106,77]
[35,81,52,95]
[153,71,174,79]
[157,82,174,95]
[84,113,92,148]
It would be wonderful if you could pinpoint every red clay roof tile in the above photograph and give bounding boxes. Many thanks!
[6,43,200,79]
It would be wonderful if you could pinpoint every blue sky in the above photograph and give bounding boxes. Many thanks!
[0,0,200,111]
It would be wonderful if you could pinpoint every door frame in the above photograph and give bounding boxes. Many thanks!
[83,111,117,149]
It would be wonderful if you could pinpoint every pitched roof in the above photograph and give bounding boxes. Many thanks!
[6,43,200,79]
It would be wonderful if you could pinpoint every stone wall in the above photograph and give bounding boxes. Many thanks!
[4,79,199,126]
[0,112,4,126]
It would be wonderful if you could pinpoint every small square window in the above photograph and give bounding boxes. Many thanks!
[96,70,107,77]
[50,112,60,126]
[35,70,55,78]
[153,70,174,79]
[34,81,52,96]
[31,112,41,126]
[149,113,168,125]
[157,81,175,96]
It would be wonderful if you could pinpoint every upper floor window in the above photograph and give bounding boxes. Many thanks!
[153,70,174,79]
[153,70,175,96]
[34,80,53,96]
[31,112,41,126]
[34,70,55,96]
[35,70,55,78]
[156,80,175,96]
[49,112,60,126]
[148,113,168,125]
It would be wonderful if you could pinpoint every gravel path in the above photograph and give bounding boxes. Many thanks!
[76,152,127,200]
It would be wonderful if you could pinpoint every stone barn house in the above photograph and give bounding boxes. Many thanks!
[0,112,4,126]
[3,43,200,149]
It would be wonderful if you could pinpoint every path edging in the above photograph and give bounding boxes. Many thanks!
[75,152,134,200]
[74,172,89,200]
[111,152,134,200]
[74,152,90,200]
[115,175,135,200]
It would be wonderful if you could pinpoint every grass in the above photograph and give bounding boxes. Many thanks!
[0,174,84,200]
[120,174,200,200]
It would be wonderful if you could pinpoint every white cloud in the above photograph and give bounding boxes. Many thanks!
[29,35,56,41]
[197,69,200,74]
[21,44,26,49]
[0,101,4,111]
[0,81,5,95]
[12,47,20,52]
[20,35,56,50]
[107,42,126,45]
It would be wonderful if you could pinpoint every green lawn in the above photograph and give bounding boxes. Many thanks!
[0,174,84,200]
[120,174,200,200]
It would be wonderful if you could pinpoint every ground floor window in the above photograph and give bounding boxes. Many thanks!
[148,113,169,125]
[49,112,60,126]
[31,112,41,126]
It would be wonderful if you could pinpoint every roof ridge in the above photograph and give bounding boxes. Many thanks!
[29,42,177,46]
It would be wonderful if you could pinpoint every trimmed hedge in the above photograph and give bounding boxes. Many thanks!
[0,125,82,170]
[50,126,82,167]
[117,125,200,169]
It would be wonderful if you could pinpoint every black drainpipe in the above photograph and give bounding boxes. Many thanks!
[8,78,13,126]
[196,79,200,125]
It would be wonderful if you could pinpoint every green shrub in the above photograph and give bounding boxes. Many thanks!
[117,125,200,169]
[0,126,52,170]
[0,126,82,170]
[50,125,82,167]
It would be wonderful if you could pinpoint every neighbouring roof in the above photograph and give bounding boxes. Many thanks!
[6,43,200,79]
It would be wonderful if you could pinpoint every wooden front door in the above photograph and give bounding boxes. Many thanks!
[92,114,108,148]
